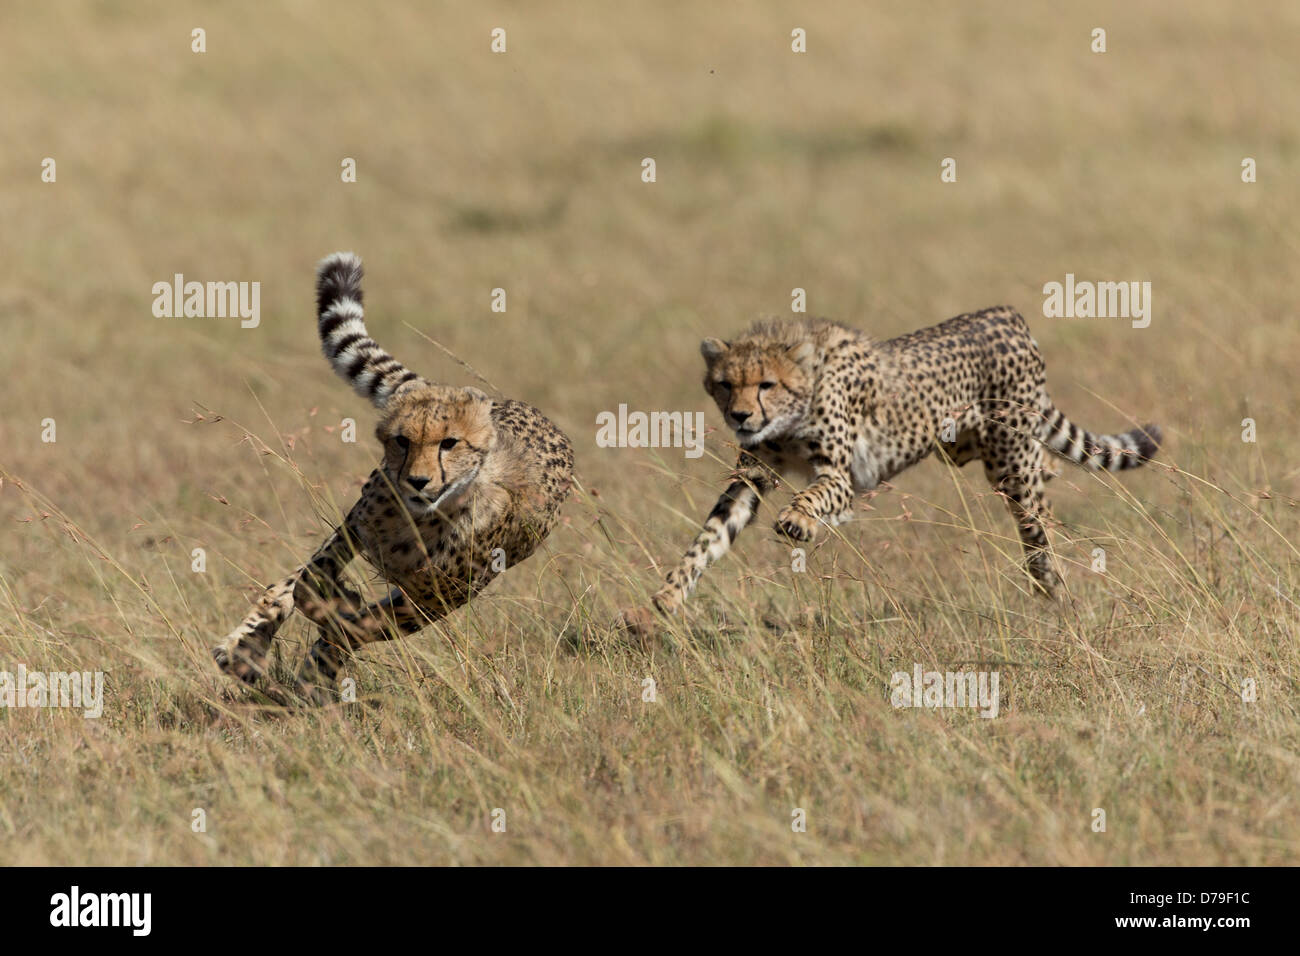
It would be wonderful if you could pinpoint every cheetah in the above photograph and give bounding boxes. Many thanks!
[212,252,573,703]
[627,308,1161,623]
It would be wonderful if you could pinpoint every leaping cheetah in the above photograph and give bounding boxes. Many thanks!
[213,252,573,703]
[627,308,1160,624]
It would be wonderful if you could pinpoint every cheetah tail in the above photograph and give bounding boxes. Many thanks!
[1041,406,1162,473]
[315,252,427,408]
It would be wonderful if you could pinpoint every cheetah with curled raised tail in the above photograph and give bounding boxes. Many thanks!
[626,308,1161,625]
[212,253,573,703]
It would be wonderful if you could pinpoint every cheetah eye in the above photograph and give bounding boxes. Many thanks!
[440,437,459,451]
[759,381,776,391]
[393,435,410,450]
[717,381,732,392]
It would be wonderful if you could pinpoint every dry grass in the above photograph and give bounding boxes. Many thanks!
[1,0,1297,865]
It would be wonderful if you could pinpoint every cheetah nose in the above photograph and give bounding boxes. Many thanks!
[406,476,431,491]
[730,410,752,426]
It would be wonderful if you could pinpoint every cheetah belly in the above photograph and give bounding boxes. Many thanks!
[850,435,881,491]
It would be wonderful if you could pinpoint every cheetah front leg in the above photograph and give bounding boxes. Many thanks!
[634,454,774,622]
[212,527,355,684]
[773,450,856,543]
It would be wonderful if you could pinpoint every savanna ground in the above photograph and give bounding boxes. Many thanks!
[1,2,1297,865]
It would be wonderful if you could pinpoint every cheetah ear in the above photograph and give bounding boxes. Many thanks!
[787,341,816,368]
[700,338,729,362]
[463,386,492,404]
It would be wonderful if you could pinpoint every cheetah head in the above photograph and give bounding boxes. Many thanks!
[374,383,497,515]
[700,336,816,447]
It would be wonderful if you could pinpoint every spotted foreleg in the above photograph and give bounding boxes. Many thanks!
[646,456,775,617]
[774,450,856,542]
[212,527,355,683]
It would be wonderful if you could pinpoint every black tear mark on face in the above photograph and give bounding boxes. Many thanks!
[392,433,411,474]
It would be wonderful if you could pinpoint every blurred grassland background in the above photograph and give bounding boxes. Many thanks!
[1,1,1298,864]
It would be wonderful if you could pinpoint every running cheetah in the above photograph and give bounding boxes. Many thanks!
[212,252,573,703]
[628,308,1160,623]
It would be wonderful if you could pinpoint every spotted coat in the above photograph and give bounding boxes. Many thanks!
[212,253,572,702]
[645,308,1161,615]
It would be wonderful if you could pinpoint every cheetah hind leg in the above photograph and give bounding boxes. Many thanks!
[293,587,431,706]
[982,450,1062,598]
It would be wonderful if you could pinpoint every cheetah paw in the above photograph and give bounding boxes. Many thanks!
[615,586,690,638]
[615,604,660,638]
[212,643,265,684]
[292,677,338,708]
[1030,569,1063,600]
[774,507,819,542]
